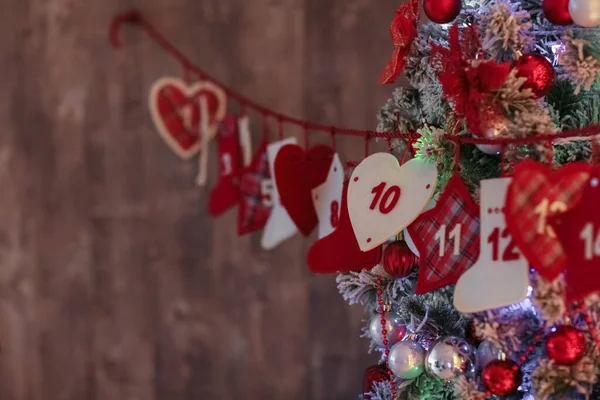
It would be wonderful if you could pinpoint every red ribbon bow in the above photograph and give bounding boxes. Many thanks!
[430,23,511,136]
[379,0,420,85]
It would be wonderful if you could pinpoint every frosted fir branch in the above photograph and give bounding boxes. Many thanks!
[474,316,522,352]
[454,376,485,400]
[531,357,598,400]
[364,380,394,400]
[480,0,534,61]
[507,107,558,137]
[558,33,600,95]
[496,69,537,114]
[336,265,391,306]
[377,87,423,134]
[414,125,448,161]
[531,276,566,325]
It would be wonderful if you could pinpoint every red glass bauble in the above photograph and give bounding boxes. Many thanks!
[363,364,389,394]
[424,0,462,24]
[465,319,484,347]
[514,54,556,98]
[546,326,587,366]
[383,241,418,278]
[482,359,522,397]
[542,0,574,25]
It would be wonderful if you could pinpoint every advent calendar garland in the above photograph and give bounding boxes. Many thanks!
[111,6,600,399]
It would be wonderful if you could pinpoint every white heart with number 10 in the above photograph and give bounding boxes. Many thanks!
[312,154,344,239]
[348,154,438,252]
[454,178,530,313]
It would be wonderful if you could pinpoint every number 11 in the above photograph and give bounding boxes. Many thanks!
[434,224,462,257]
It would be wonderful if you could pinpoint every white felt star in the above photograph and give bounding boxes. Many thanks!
[311,154,344,239]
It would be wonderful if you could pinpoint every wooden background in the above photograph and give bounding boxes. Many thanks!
[0,0,400,399]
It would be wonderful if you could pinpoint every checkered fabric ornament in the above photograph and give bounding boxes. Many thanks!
[237,140,273,236]
[505,160,593,281]
[406,174,480,294]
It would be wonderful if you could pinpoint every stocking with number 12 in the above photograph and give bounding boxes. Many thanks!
[454,178,530,313]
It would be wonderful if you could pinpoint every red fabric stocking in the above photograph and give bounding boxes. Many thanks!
[208,116,242,216]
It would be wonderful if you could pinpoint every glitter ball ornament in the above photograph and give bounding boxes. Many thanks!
[477,340,504,368]
[514,54,556,98]
[368,312,407,347]
[543,0,573,25]
[383,241,418,278]
[482,359,522,397]
[363,364,389,394]
[569,0,600,27]
[476,105,506,155]
[424,0,461,24]
[425,336,477,380]
[545,326,587,366]
[388,340,426,379]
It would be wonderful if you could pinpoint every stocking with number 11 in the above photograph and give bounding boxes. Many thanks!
[407,174,480,294]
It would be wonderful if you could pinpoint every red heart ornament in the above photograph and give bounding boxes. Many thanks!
[149,77,227,159]
[308,182,382,274]
[505,160,593,280]
[274,144,334,236]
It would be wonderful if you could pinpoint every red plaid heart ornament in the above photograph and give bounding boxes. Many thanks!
[407,174,480,294]
[274,144,334,236]
[149,77,227,159]
[505,160,593,281]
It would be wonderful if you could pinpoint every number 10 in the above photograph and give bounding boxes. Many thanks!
[369,182,401,214]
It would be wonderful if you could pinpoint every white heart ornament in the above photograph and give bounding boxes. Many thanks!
[453,178,530,313]
[348,154,437,252]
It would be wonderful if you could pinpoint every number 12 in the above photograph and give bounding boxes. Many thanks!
[488,227,520,261]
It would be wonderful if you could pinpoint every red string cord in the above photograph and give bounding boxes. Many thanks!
[110,9,600,146]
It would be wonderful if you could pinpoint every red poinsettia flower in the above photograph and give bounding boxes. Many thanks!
[431,23,511,136]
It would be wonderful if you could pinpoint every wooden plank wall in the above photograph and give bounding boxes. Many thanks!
[0,0,400,399]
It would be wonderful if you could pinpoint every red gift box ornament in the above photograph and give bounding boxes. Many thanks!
[379,0,420,85]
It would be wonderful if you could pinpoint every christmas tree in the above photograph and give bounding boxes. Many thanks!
[335,0,600,398]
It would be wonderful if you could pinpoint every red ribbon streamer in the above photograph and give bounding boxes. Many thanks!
[379,0,420,85]
[110,9,600,146]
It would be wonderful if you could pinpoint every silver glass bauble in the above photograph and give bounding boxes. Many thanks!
[476,144,502,155]
[368,312,407,347]
[425,336,477,380]
[388,340,426,379]
[477,340,504,369]
[569,0,600,27]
